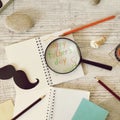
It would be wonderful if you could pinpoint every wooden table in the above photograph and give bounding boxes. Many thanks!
[0,0,120,105]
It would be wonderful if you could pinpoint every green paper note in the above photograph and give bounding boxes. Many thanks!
[72,98,109,120]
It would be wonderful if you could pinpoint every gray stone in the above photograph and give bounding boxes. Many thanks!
[90,0,101,5]
[5,12,34,33]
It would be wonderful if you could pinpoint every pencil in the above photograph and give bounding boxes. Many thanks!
[61,15,116,36]
[95,77,120,101]
[11,95,46,120]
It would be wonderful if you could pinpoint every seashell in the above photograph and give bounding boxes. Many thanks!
[90,0,101,5]
[90,36,107,48]
[5,12,34,33]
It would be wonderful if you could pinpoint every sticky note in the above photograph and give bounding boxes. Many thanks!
[0,100,14,120]
[72,98,109,120]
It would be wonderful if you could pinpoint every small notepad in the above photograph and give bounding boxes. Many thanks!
[0,100,14,120]
[72,98,109,120]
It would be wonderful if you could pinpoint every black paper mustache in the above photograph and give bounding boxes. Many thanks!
[0,65,39,89]
[0,0,3,8]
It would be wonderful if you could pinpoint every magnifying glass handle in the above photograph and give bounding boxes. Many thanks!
[82,59,112,70]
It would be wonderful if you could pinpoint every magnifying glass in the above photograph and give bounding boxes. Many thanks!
[45,37,112,74]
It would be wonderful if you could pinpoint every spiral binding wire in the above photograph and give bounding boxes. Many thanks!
[35,37,53,85]
[46,88,56,120]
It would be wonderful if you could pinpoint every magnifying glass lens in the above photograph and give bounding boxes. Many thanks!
[45,38,81,73]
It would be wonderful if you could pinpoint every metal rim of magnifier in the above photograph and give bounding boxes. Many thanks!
[45,37,82,74]
[115,44,120,61]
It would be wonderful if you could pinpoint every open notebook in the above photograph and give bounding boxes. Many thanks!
[13,87,90,120]
[5,29,84,94]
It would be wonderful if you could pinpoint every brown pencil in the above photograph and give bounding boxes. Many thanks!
[11,95,46,120]
[95,77,120,101]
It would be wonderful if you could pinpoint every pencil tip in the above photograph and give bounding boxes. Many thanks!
[94,77,99,81]
[41,95,46,99]
[94,77,97,79]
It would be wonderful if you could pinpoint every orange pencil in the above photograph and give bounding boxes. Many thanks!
[61,15,116,36]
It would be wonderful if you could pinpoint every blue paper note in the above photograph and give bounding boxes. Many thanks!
[72,98,109,120]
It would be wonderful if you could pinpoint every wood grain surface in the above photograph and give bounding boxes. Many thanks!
[0,0,120,105]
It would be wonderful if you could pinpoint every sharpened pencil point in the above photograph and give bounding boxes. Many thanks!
[96,78,120,101]
[41,95,46,99]
[94,77,99,81]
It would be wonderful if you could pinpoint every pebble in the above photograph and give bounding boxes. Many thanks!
[90,36,107,48]
[90,0,101,5]
[5,12,34,33]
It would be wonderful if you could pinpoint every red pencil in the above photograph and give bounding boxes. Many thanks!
[61,15,116,36]
[95,77,120,101]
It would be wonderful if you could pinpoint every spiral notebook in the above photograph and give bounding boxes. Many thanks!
[5,29,84,95]
[13,87,90,120]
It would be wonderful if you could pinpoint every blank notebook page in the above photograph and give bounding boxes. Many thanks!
[46,87,90,120]
[13,88,49,120]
